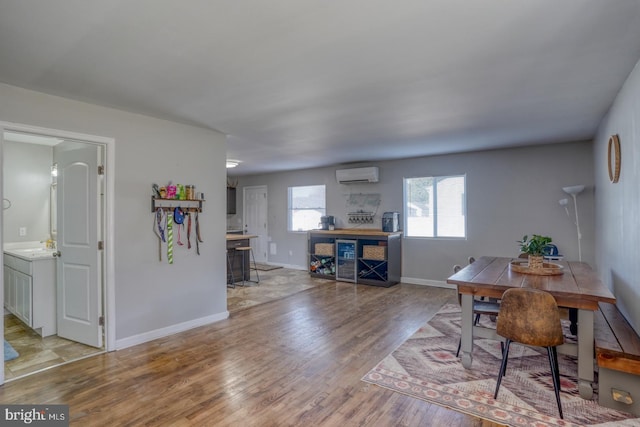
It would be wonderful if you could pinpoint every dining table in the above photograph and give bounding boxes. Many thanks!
[447,256,616,399]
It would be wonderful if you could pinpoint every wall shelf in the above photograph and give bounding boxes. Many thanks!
[151,197,204,212]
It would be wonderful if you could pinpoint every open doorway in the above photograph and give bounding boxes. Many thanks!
[2,128,110,381]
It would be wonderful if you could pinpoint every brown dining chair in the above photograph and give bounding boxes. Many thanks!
[494,287,565,419]
[453,265,502,357]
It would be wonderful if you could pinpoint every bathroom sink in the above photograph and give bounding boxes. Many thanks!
[5,247,56,258]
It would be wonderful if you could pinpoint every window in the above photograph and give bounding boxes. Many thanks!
[288,185,326,231]
[404,175,466,238]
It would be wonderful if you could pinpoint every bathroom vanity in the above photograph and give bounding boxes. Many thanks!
[3,243,57,337]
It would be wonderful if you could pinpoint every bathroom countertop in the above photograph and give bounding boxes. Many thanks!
[4,241,56,260]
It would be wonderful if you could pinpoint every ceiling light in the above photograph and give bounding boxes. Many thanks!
[226,160,240,168]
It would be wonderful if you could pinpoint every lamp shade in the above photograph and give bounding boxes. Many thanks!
[562,185,585,195]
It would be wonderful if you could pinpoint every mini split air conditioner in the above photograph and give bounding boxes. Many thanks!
[335,166,379,184]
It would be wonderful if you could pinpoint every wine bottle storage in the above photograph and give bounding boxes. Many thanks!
[308,230,401,287]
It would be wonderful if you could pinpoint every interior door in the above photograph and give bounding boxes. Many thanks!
[244,186,268,263]
[55,141,102,347]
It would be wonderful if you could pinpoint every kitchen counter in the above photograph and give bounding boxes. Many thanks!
[226,234,258,284]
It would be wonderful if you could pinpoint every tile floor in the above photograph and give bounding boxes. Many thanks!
[227,266,332,312]
[4,313,103,381]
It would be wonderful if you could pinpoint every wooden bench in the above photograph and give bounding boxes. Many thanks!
[594,302,640,415]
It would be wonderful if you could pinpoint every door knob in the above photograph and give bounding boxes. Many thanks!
[53,250,62,257]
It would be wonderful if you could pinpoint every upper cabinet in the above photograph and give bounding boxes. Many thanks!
[227,187,236,215]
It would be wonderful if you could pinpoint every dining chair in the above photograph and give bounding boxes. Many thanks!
[493,287,565,419]
[453,265,502,357]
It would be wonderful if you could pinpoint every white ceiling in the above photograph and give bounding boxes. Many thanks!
[1,1,640,176]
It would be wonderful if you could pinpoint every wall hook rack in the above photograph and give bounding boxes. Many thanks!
[151,196,204,213]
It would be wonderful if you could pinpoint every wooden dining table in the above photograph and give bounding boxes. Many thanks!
[447,256,616,399]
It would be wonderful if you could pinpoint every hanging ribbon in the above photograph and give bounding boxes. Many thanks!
[167,214,174,264]
[187,213,192,249]
[195,212,203,255]
[154,208,166,262]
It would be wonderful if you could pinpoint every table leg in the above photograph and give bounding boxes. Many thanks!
[577,308,594,399]
[460,294,474,368]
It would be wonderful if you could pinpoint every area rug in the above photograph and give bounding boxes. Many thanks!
[252,262,283,271]
[4,339,19,361]
[362,303,639,426]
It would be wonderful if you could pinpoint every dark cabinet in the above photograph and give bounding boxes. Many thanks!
[308,230,402,287]
[226,187,236,214]
[227,237,250,283]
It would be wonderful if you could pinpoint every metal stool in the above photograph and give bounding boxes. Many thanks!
[235,246,260,286]
[226,250,236,288]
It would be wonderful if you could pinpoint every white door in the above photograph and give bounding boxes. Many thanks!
[55,142,103,348]
[244,186,268,263]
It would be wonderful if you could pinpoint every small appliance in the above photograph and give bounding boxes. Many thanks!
[382,212,400,232]
[319,215,335,230]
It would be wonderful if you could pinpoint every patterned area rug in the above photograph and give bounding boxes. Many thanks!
[362,304,640,426]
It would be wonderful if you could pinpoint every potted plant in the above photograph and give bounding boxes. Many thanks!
[517,234,552,269]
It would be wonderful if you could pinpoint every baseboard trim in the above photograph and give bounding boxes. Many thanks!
[115,311,229,350]
[401,277,456,289]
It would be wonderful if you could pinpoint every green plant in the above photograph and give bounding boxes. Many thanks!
[517,234,552,256]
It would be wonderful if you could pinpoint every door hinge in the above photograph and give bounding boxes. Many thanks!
[98,316,104,326]
[98,241,104,250]
[98,165,105,175]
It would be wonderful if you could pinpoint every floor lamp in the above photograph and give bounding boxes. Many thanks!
[559,185,585,262]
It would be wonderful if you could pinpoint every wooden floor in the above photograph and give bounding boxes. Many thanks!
[0,278,503,426]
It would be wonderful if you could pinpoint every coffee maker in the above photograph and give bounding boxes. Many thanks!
[382,212,400,232]
[319,215,335,230]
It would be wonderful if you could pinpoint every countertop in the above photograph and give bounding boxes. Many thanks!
[4,241,57,261]
[308,228,402,237]
[226,234,258,241]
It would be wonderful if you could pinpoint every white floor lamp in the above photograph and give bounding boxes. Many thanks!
[559,185,585,262]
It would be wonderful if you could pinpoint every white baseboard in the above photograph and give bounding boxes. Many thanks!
[115,311,229,350]
[401,277,456,289]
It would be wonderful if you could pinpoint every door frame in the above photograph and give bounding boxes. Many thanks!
[0,121,116,384]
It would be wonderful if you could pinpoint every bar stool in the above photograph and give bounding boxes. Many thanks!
[235,246,260,286]
[226,250,236,288]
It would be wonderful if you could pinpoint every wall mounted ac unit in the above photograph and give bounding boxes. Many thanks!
[336,166,379,184]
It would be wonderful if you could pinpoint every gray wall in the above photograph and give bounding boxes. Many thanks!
[594,58,640,334]
[235,140,595,282]
[2,141,52,242]
[0,83,228,343]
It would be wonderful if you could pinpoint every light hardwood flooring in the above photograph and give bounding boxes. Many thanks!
[1,269,502,426]
[4,313,104,380]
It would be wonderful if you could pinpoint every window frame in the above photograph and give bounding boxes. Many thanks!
[287,184,326,232]
[403,174,467,239]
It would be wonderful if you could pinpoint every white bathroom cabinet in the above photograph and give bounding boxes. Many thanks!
[3,253,56,337]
